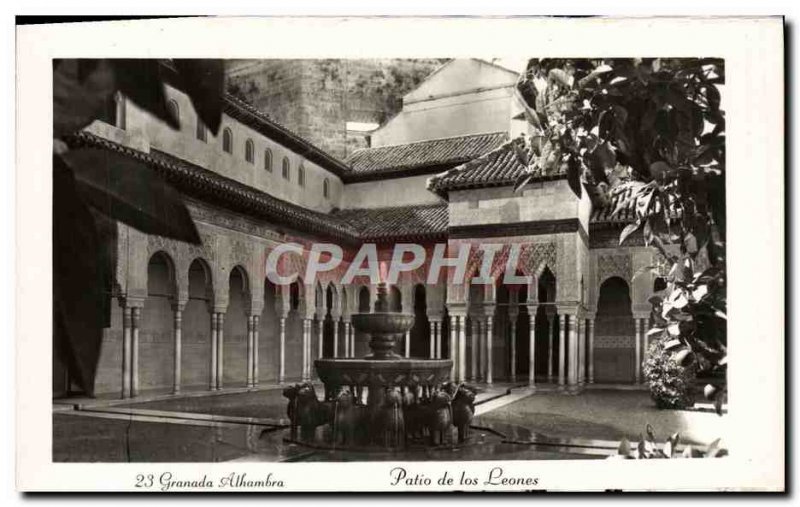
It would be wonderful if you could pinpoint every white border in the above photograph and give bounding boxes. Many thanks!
[15,16,784,492]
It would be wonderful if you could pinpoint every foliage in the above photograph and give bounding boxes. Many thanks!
[643,338,696,409]
[513,58,727,413]
[609,424,726,459]
[53,59,225,395]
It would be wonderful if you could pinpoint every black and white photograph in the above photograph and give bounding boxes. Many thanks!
[14,15,785,492]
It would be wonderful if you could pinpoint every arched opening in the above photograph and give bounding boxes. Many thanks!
[222,127,233,154]
[245,139,255,164]
[535,266,558,382]
[323,178,330,199]
[513,283,530,378]
[286,280,304,380]
[355,286,371,357]
[595,277,636,383]
[223,266,249,387]
[282,157,290,180]
[184,258,212,388]
[358,286,370,312]
[141,252,176,391]
[167,99,180,129]
[410,284,430,358]
[298,165,306,187]
[264,148,273,172]
[322,285,336,357]
[259,278,280,382]
[388,285,402,312]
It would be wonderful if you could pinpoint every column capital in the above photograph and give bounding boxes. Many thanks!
[171,301,186,312]
[555,302,581,315]
[120,296,146,309]
[633,312,651,321]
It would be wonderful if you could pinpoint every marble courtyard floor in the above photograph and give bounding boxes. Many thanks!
[52,385,727,462]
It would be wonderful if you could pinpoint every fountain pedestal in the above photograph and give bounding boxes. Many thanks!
[308,283,454,448]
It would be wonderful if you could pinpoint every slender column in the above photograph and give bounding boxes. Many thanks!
[435,322,442,359]
[252,315,260,387]
[278,316,286,384]
[546,313,555,381]
[568,314,579,388]
[577,316,585,385]
[216,313,225,390]
[485,315,494,384]
[131,307,140,397]
[588,317,595,384]
[121,306,132,399]
[430,321,436,358]
[634,318,642,384]
[448,315,457,379]
[349,322,355,358]
[300,319,310,380]
[527,305,538,387]
[246,315,254,388]
[333,320,340,358]
[404,330,411,358]
[558,314,566,387]
[509,314,518,382]
[343,321,351,358]
[210,313,218,390]
[470,319,479,381]
[458,316,467,382]
[317,319,324,359]
[172,306,183,394]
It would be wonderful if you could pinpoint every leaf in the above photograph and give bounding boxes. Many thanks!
[682,445,694,458]
[673,348,692,366]
[514,172,534,193]
[566,156,582,198]
[53,59,117,138]
[703,383,718,400]
[59,147,201,244]
[619,220,642,246]
[110,59,179,130]
[646,327,664,337]
[705,438,722,457]
[548,68,573,88]
[53,155,110,396]
[172,59,225,135]
[664,339,682,351]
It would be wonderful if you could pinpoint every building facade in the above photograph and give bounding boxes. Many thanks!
[54,59,670,399]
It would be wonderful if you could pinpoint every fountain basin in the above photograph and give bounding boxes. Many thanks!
[315,357,453,390]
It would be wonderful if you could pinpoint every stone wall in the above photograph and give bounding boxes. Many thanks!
[226,59,446,159]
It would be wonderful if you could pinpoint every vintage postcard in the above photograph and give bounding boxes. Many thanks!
[16,16,784,492]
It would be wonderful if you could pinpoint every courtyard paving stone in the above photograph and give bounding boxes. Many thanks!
[474,389,728,447]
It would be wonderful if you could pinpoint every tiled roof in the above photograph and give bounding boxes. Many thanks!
[590,185,637,225]
[66,131,361,242]
[64,131,448,242]
[345,132,509,175]
[332,204,449,241]
[427,138,567,196]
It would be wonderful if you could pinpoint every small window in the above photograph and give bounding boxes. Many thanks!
[196,119,207,142]
[264,149,273,172]
[245,139,255,164]
[298,165,306,187]
[167,99,180,129]
[222,128,233,154]
[323,178,330,199]
[115,92,127,130]
[282,157,290,180]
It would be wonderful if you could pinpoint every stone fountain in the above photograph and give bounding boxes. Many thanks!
[284,282,469,450]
